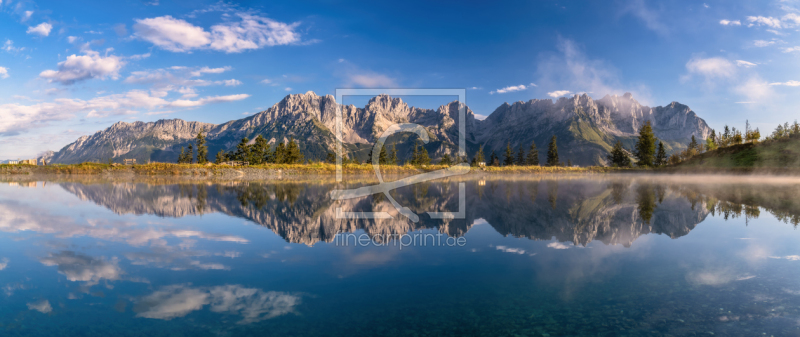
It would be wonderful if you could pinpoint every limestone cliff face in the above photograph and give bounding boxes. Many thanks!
[47,92,710,166]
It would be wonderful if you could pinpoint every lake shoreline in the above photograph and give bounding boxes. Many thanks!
[2,163,800,181]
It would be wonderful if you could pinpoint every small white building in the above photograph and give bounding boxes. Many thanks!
[8,160,19,164]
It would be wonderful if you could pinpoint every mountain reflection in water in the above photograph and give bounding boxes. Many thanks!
[2,175,800,336]
[39,175,800,247]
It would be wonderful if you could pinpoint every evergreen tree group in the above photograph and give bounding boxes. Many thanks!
[409,140,430,165]
[213,135,305,165]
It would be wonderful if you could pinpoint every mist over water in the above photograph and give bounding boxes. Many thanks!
[1,174,800,336]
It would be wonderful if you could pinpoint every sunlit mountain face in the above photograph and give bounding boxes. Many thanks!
[1,175,800,336]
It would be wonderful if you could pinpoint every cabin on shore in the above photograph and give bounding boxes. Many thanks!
[123,159,137,165]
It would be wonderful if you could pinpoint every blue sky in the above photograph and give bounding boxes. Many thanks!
[1,0,799,158]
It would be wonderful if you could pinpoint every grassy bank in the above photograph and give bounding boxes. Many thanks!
[0,162,614,177]
[665,136,800,174]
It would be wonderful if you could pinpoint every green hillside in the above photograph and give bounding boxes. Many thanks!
[674,136,800,169]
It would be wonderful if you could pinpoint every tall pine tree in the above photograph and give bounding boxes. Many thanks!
[634,121,657,167]
[274,142,286,164]
[546,136,559,166]
[195,130,208,164]
[655,141,667,166]
[235,138,250,163]
[389,143,398,165]
[251,135,269,165]
[503,142,515,166]
[516,145,525,165]
[526,141,539,166]
[285,137,304,164]
[187,144,194,164]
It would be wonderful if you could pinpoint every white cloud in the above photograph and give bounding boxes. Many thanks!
[0,257,8,270]
[783,46,800,53]
[769,80,800,86]
[208,13,302,53]
[347,73,395,87]
[0,67,7,79]
[284,87,292,91]
[684,57,737,80]
[39,50,124,85]
[703,3,709,8]
[733,76,775,102]
[735,60,757,68]
[0,90,250,135]
[621,0,668,35]
[27,22,52,36]
[135,285,300,324]
[490,84,527,94]
[495,245,526,254]
[168,94,250,108]
[124,66,234,90]
[133,13,303,53]
[133,16,211,52]
[40,251,122,284]
[27,300,52,314]
[189,66,230,77]
[259,79,272,84]
[753,40,776,47]
[547,90,571,97]
[22,11,33,21]
[2,40,23,53]
[746,16,782,29]
[546,242,570,249]
[536,38,649,103]
[719,19,741,26]
[784,13,800,26]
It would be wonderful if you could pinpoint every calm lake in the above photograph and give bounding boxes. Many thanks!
[1,175,800,336]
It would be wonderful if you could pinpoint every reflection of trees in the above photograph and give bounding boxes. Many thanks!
[57,176,800,247]
[547,180,558,210]
[673,183,800,226]
[636,184,657,224]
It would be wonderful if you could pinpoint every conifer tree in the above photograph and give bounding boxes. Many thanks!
[250,135,269,165]
[389,143,398,165]
[196,130,208,164]
[489,150,498,166]
[215,149,227,164]
[440,153,452,166]
[655,141,667,167]
[526,141,539,166]
[634,121,657,167]
[411,141,420,165]
[378,144,388,164]
[473,146,485,166]
[177,147,186,164]
[274,142,286,164]
[607,140,630,167]
[326,152,336,164]
[516,145,525,165]
[185,144,194,164]
[418,143,430,165]
[546,136,559,166]
[285,137,304,163]
[503,142,515,166]
[235,138,250,163]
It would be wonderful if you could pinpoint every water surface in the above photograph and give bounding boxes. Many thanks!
[1,175,800,336]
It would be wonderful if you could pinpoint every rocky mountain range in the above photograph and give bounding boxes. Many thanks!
[45,91,711,166]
